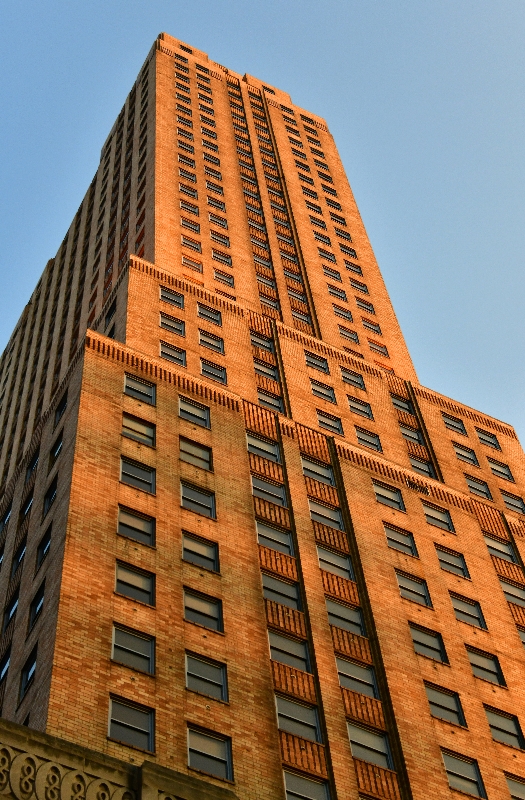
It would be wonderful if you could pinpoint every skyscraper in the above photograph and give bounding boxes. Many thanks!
[0,30,524,800]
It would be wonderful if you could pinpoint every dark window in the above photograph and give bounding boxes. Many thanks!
[109,698,154,751]
[181,483,216,518]
[347,724,392,769]
[36,526,51,568]
[256,521,293,556]
[105,300,117,329]
[25,450,39,483]
[160,341,186,365]
[450,594,486,629]
[263,574,301,610]
[198,327,224,355]
[465,474,492,500]
[466,647,505,686]
[347,396,373,419]
[184,589,222,631]
[19,647,37,700]
[112,626,154,673]
[160,286,184,307]
[180,438,212,470]
[0,648,10,685]
[284,772,330,800]
[43,476,58,517]
[442,751,485,797]
[124,374,156,404]
[500,579,525,608]
[254,360,279,381]
[453,442,478,465]
[21,493,33,520]
[485,706,525,749]
[340,367,365,390]
[308,499,344,530]
[11,537,26,577]
[269,632,310,672]
[250,331,274,352]
[257,389,284,412]
[396,572,432,606]
[28,582,44,629]
[373,482,404,511]
[326,599,364,635]
[118,507,155,546]
[301,457,334,486]
[425,683,466,726]
[333,304,353,322]
[356,427,382,452]
[507,776,525,800]
[276,696,321,742]
[120,458,155,493]
[182,532,219,572]
[391,395,414,413]
[442,413,467,435]
[316,410,343,435]
[409,457,436,478]
[422,502,454,531]
[160,313,185,336]
[502,492,525,515]
[337,657,378,698]
[201,359,227,384]
[0,506,11,536]
[488,458,513,481]
[247,433,280,463]
[179,396,210,428]
[116,562,154,605]
[197,304,222,326]
[3,591,18,631]
[54,392,67,428]
[186,653,227,700]
[122,414,155,446]
[187,727,232,780]
[305,351,329,373]
[400,424,423,444]
[317,546,353,579]
[436,546,469,578]
[385,524,417,556]
[410,624,448,663]
[476,428,500,450]
[252,476,287,507]
[310,380,336,404]
[483,534,516,562]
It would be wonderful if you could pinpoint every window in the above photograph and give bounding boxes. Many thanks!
[120,458,155,493]
[500,579,525,608]
[362,318,382,335]
[109,698,154,751]
[180,200,198,215]
[124,374,156,404]
[399,424,423,444]
[251,331,274,352]
[183,532,219,571]
[422,502,454,531]
[507,777,525,800]
[350,279,368,294]
[502,492,525,515]
[42,476,58,518]
[186,654,227,700]
[316,410,343,435]
[485,706,525,749]
[276,696,321,742]
[442,751,485,798]
[452,442,478,465]
[338,325,358,342]
[347,396,373,419]
[465,474,492,500]
[263,574,301,610]
[28,582,45,629]
[256,521,293,556]
[201,359,227,384]
[410,624,448,663]
[212,249,232,266]
[396,572,432,607]
[257,389,284,412]
[483,534,516,562]
[160,341,186,365]
[309,499,344,530]
[247,433,280,463]
[326,599,364,635]
[488,458,514,481]
[197,304,222,326]
[476,428,500,449]
[390,395,413,413]
[340,368,365,390]
[160,312,185,336]
[450,594,486,628]
[187,728,232,780]
[209,212,227,228]
[284,772,330,800]
[354,427,382,452]
[11,538,26,577]
[424,683,465,726]
[466,647,505,685]
[254,360,279,381]
[0,648,10,685]
[385,524,417,556]
[269,632,309,672]
[317,546,353,579]
[0,506,11,536]
[355,297,374,314]
[409,457,436,478]
[214,269,234,288]
[301,457,334,486]
[54,392,67,428]
[160,286,184,307]
[373,482,404,511]
[117,507,154,546]
[3,591,18,631]
[116,562,154,605]
[347,724,392,769]
[122,414,155,447]
[25,450,39,483]
[36,526,51,568]
[435,545,469,577]
[311,380,336,403]
[181,483,216,518]
[184,589,222,631]
[337,657,378,698]
[332,304,353,322]
[19,647,37,700]
[442,413,467,435]
[179,396,210,428]
[252,476,287,507]
[180,438,212,470]
[112,625,154,673]
[305,351,329,373]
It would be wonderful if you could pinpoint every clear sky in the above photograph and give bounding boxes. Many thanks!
[1,1,524,439]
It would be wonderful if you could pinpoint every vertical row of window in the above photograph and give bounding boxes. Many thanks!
[249,329,284,413]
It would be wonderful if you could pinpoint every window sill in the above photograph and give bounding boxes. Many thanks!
[114,591,156,609]
[121,434,156,449]
[183,619,225,637]
[107,737,155,755]
[182,558,220,576]
[187,767,234,785]
[185,687,229,705]
[117,532,156,550]
[119,480,156,496]
[110,658,155,677]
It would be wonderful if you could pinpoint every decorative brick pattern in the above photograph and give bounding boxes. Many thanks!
[321,571,359,604]
[304,476,340,506]
[353,759,401,800]
[254,496,291,528]
[271,660,316,703]
[279,730,328,778]
[331,626,373,664]
[259,545,298,581]
[341,688,385,730]
[266,599,307,637]
[313,521,350,553]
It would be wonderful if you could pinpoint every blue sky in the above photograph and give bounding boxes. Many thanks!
[1,1,524,439]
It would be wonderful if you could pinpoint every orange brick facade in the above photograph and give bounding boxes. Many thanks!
[0,31,524,800]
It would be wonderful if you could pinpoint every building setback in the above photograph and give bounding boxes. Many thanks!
[0,30,523,800]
